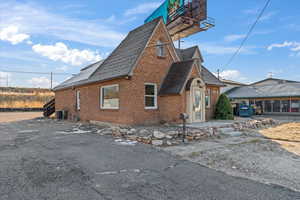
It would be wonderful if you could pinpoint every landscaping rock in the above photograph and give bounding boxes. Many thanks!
[153,131,166,139]
[139,129,149,135]
[152,140,163,146]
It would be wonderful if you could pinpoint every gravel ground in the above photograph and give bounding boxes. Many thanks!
[0,118,299,199]
[164,126,300,192]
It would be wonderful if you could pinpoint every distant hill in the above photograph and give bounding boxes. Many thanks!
[0,87,54,110]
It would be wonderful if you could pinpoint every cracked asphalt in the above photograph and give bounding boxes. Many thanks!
[0,118,299,200]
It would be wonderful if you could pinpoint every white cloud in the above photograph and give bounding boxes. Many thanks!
[28,76,58,88]
[216,70,241,80]
[0,72,11,86]
[224,31,272,43]
[0,1,125,47]
[198,43,256,55]
[243,8,260,15]
[125,2,162,16]
[260,11,278,22]
[224,34,246,42]
[0,25,30,45]
[267,41,300,52]
[32,42,101,66]
[56,66,69,72]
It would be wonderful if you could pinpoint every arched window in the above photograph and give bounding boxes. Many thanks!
[156,40,165,57]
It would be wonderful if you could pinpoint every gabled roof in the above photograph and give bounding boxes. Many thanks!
[159,60,196,96]
[176,46,204,62]
[250,78,300,86]
[226,83,300,99]
[54,60,104,90]
[89,18,161,83]
[201,66,225,86]
[54,18,162,91]
[222,79,247,86]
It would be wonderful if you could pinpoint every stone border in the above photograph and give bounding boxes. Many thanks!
[94,118,280,146]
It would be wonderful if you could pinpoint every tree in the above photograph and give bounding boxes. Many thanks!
[215,94,234,120]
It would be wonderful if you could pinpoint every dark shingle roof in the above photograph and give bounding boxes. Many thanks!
[89,18,161,82]
[226,83,300,99]
[54,18,161,91]
[176,46,203,62]
[201,66,224,86]
[159,60,195,95]
[54,60,103,90]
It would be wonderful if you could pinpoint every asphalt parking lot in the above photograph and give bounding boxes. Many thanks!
[0,118,299,200]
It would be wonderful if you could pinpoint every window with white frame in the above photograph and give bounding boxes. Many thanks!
[145,83,157,109]
[100,84,119,109]
[205,88,211,108]
[156,40,165,57]
[76,90,80,111]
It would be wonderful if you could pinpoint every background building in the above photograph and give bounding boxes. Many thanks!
[226,78,300,115]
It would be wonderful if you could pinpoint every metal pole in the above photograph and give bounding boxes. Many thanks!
[217,69,220,80]
[182,118,186,142]
[178,37,181,49]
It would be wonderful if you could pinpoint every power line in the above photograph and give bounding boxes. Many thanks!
[0,68,74,76]
[224,0,271,68]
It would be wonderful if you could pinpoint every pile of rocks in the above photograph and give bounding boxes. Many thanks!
[94,118,279,147]
[232,118,278,131]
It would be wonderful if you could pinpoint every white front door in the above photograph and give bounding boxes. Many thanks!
[192,87,204,122]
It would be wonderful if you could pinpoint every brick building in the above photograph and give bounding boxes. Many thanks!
[226,78,300,115]
[54,18,223,125]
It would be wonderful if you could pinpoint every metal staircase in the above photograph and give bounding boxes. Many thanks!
[43,98,55,117]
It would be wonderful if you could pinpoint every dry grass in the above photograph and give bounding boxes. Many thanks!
[0,87,54,108]
[260,123,300,155]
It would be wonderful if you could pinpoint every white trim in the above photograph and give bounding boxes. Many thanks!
[76,90,80,111]
[205,88,211,108]
[187,78,206,123]
[144,83,158,109]
[100,84,119,110]
[156,40,165,57]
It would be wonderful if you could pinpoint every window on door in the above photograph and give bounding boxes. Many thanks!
[76,90,80,111]
[205,88,211,108]
[145,83,157,109]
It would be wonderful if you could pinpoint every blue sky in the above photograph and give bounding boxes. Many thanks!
[0,0,299,88]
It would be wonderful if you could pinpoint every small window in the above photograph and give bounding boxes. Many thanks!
[100,84,119,109]
[291,100,300,112]
[76,90,80,111]
[156,40,165,57]
[205,88,211,108]
[145,83,157,109]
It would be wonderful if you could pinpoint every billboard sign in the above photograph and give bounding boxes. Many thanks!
[145,0,185,24]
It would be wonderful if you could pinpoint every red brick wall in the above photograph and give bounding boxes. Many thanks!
[55,21,220,124]
[56,21,182,125]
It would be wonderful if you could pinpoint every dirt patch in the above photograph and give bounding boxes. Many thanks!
[0,112,42,123]
[259,123,300,155]
[164,123,300,192]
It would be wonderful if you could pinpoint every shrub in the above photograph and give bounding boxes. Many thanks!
[215,94,234,120]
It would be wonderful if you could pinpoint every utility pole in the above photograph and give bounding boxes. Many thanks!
[6,73,8,87]
[217,69,220,80]
[178,37,184,49]
[50,72,53,89]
